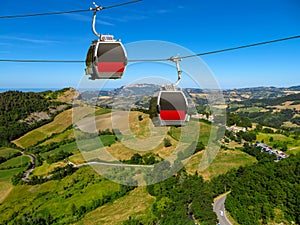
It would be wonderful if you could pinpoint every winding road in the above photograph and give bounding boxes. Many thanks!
[213,194,232,225]
[21,152,36,182]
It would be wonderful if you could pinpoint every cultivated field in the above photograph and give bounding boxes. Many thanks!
[39,129,75,146]
[13,109,73,148]
[76,187,155,225]
[0,155,30,170]
[0,147,20,158]
[13,107,93,148]
[32,161,68,177]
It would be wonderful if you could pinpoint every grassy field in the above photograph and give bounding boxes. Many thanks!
[185,149,257,180]
[76,111,151,136]
[40,142,79,158]
[39,129,75,146]
[95,107,112,116]
[222,141,244,149]
[68,153,86,164]
[0,147,20,158]
[282,121,300,128]
[13,106,95,149]
[128,112,151,139]
[76,187,155,225]
[0,181,12,203]
[100,135,116,147]
[76,119,212,163]
[32,161,68,177]
[236,106,265,113]
[0,158,31,203]
[13,109,73,148]
[170,121,212,145]
[0,167,26,182]
[0,167,121,224]
[0,155,31,170]
[77,135,177,163]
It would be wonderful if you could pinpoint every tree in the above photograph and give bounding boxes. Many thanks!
[123,217,143,225]
[155,197,174,217]
[71,203,77,216]
[163,138,172,147]
[195,141,205,153]
[129,153,143,165]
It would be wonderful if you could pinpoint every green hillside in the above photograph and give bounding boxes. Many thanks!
[0,89,72,145]
[0,88,299,225]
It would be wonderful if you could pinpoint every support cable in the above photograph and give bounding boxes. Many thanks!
[0,35,298,63]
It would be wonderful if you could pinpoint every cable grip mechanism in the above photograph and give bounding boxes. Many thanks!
[169,55,182,87]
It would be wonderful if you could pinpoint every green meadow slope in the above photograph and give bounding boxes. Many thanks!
[1,87,299,224]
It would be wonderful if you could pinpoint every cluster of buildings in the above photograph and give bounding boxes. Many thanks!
[254,142,288,161]
[225,125,247,133]
[191,113,214,122]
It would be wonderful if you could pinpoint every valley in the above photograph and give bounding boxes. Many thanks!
[0,86,299,224]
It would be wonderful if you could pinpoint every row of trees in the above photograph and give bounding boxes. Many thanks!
[122,152,162,165]
[46,150,73,164]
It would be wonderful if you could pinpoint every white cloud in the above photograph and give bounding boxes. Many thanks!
[0,35,59,44]
[155,9,170,14]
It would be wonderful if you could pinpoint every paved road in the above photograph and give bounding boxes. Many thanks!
[67,160,154,168]
[213,194,232,225]
[21,153,36,182]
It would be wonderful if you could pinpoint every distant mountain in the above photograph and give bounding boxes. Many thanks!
[78,84,300,108]
[288,85,300,91]
[114,84,160,97]
[78,84,160,109]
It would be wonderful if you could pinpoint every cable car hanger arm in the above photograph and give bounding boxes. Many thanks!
[90,2,103,38]
[170,55,182,87]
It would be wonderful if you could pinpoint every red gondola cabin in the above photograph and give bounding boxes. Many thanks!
[149,88,190,126]
[85,35,127,80]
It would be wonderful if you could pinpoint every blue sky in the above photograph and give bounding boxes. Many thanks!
[0,0,299,89]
